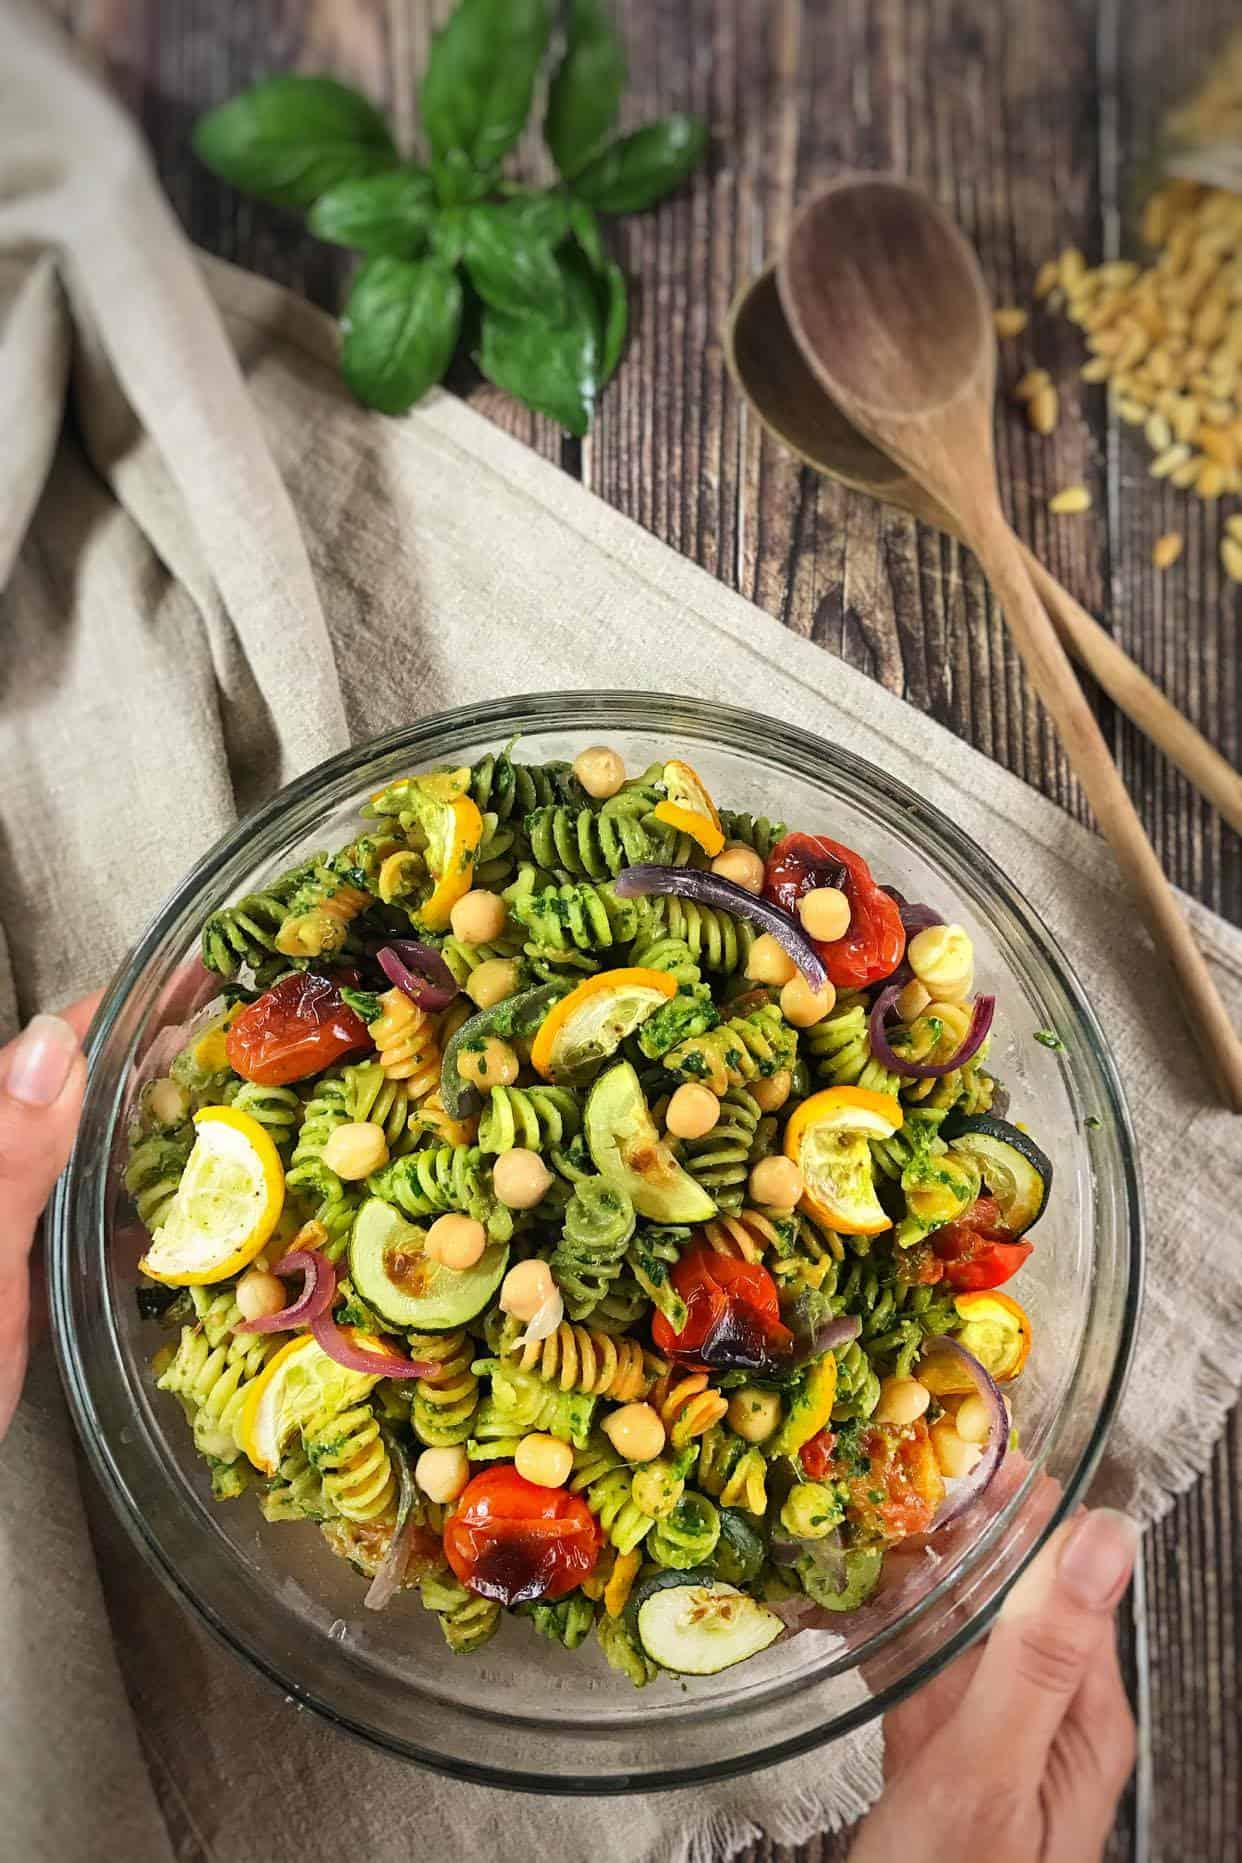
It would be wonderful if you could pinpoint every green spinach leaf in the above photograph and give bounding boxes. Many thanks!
[308,166,438,254]
[193,76,397,209]
[572,114,707,214]
[464,202,567,321]
[476,251,601,435]
[341,258,463,414]
[545,0,626,179]
[419,0,553,172]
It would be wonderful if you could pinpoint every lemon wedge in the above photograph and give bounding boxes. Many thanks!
[652,759,725,857]
[530,967,677,1078]
[138,1104,285,1286]
[238,1334,380,1475]
[784,1086,903,1236]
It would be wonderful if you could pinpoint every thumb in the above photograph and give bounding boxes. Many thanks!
[952,1508,1140,1783]
[0,1014,88,1235]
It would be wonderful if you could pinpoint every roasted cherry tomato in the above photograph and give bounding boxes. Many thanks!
[226,971,371,1086]
[931,1194,1033,1292]
[831,1420,944,1543]
[443,1467,601,1605]
[764,833,906,990]
[799,1427,837,1481]
[651,1243,793,1371]
[893,1238,946,1287]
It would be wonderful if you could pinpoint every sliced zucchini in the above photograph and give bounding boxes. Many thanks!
[795,1543,884,1613]
[584,1061,716,1224]
[940,1113,1052,1239]
[630,1569,783,1675]
[348,1197,508,1331]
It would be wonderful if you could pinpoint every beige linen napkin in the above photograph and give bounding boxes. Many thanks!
[2,7,1241,1861]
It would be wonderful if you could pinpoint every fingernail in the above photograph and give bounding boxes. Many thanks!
[1059,1508,1141,1609]
[3,1014,80,1107]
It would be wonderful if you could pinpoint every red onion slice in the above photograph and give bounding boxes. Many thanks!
[235,1246,337,1333]
[376,942,459,1011]
[921,1336,1007,1530]
[788,1311,862,1367]
[613,864,827,989]
[869,986,995,1079]
[365,1430,418,1612]
[310,1311,445,1379]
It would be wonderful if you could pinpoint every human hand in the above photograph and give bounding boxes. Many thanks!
[1,997,99,1438]
[850,1507,1139,1863]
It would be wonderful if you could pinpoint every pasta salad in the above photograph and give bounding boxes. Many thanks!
[129,742,1050,1681]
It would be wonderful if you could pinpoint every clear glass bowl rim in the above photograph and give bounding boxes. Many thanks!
[49,690,1143,1793]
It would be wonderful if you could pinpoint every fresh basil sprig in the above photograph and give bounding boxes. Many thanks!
[193,0,706,428]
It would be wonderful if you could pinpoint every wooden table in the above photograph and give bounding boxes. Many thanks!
[50,2,1240,1857]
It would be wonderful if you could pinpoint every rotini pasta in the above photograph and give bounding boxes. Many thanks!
[137,733,1043,1690]
[550,1177,636,1320]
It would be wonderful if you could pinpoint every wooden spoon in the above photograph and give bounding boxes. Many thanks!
[725,265,1242,838]
[777,174,1242,1110]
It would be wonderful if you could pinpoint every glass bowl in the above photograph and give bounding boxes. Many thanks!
[49,692,1142,1792]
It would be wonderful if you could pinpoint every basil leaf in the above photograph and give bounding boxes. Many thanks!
[341,258,463,414]
[464,202,567,321]
[599,259,628,383]
[193,76,397,209]
[572,114,707,214]
[476,252,601,434]
[432,148,499,207]
[568,198,604,271]
[308,166,437,255]
[544,0,626,179]
[419,0,553,171]
[505,191,573,246]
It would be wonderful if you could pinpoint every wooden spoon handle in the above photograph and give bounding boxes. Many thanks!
[975,519,1242,1110]
[1020,547,1242,837]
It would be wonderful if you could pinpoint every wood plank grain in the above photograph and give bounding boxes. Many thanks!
[39,3,1242,1860]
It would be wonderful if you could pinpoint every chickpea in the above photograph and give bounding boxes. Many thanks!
[907,924,975,1002]
[780,974,837,1028]
[749,1068,792,1114]
[425,1212,487,1271]
[895,978,932,1023]
[572,745,626,800]
[710,844,766,893]
[797,886,852,943]
[929,1415,983,1479]
[147,1076,190,1127]
[665,1082,721,1140]
[465,957,522,1009]
[450,888,508,945]
[726,1386,782,1443]
[416,1445,470,1504]
[745,933,797,988]
[954,1393,993,1444]
[320,1120,390,1181]
[515,1432,574,1488]
[235,1268,288,1323]
[457,1036,520,1089]
[492,1147,553,1209]
[500,1258,556,1323]
[749,1155,804,1208]
[873,1376,932,1427]
[601,1402,666,1463]
[779,1481,842,1541]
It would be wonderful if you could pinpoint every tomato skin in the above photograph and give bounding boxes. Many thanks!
[831,1421,943,1543]
[799,1428,837,1480]
[651,1244,792,1370]
[226,972,371,1086]
[443,1468,601,1605]
[764,834,906,989]
[931,1195,1033,1292]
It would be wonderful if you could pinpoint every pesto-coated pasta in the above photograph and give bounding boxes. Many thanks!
[133,734,1038,1689]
